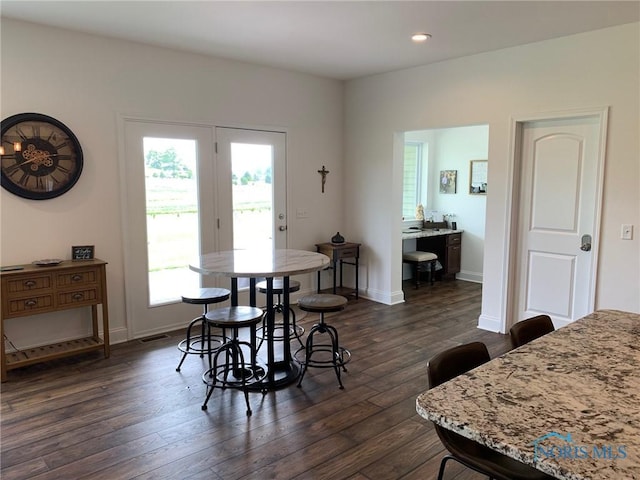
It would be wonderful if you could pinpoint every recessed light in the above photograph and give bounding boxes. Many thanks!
[412,33,432,43]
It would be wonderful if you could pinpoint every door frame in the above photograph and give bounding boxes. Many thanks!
[503,107,609,331]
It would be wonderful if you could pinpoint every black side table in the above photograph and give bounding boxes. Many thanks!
[315,242,361,299]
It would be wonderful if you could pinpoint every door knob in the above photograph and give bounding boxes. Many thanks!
[580,234,592,252]
[279,225,287,231]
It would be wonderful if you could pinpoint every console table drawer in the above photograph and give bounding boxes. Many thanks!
[5,274,52,295]
[334,247,358,259]
[7,294,54,316]
[56,269,97,287]
[57,288,100,307]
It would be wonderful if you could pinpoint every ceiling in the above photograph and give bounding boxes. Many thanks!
[2,1,638,80]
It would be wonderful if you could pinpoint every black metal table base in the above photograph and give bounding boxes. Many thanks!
[248,360,300,391]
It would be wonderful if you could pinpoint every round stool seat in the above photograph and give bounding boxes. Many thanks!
[402,251,437,262]
[204,306,264,328]
[175,287,231,372]
[201,305,266,415]
[294,293,350,389]
[256,279,304,348]
[181,287,231,305]
[256,279,301,294]
[298,294,347,313]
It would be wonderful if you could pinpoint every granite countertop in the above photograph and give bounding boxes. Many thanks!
[401,228,462,240]
[416,309,640,480]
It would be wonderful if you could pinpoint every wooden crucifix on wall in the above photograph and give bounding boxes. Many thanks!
[318,165,329,193]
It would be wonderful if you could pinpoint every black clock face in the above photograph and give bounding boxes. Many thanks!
[1,113,83,200]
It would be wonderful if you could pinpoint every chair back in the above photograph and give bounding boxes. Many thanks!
[427,342,490,389]
[509,315,554,349]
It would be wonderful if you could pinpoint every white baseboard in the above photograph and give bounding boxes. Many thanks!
[456,270,483,283]
[478,313,503,333]
[108,326,130,345]
[359,287,404,305]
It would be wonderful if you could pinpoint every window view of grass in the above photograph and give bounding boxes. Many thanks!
[143,139,274,305]
[144,140,200,305]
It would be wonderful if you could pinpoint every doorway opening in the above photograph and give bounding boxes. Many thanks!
[401,124,489,287]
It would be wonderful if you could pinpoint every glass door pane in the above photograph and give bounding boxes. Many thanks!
[143,137,200,305]
[230,143,274,251]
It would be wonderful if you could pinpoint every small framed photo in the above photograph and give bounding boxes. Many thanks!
[71,245,95,261]
[439,170,457,194]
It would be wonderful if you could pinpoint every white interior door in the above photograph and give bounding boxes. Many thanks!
[513,113,606,327]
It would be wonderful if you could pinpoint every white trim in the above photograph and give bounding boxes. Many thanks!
[363,287,404,305]
[477,313,501,333]
[456,271,483,284]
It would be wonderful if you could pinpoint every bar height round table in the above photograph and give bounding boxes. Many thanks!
[190,249,330,390]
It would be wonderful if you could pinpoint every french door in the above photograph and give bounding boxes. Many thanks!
[121,119,287,338]
[215,127,288,253]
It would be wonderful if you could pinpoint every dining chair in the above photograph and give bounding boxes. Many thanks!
[509,314,555,349]
[427,342,555,480]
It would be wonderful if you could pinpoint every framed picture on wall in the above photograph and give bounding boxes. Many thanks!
[439,170,457,194]
[470,160,488,194]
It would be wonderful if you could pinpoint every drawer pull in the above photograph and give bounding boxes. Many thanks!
[72,293,84,301]
[71,274,83,282]
[24,299,38,307]
[24,280,36,288]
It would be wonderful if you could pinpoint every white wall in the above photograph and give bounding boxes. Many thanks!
[428,125,488,282]
[345,23,640,327]
[0,19,344,347]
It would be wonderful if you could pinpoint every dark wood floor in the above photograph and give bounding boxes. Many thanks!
[1,280,511,480]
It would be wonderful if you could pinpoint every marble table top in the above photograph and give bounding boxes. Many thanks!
[416,309,640,480]
[190,248,330,277]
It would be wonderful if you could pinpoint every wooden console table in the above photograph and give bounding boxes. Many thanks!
[0,259,109,381]
[315,242,360,299]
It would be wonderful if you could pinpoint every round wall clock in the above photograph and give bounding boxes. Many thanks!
[1,113,83,200]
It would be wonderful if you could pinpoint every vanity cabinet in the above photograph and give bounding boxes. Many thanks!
[417,232,461,278]
[445,233,462,274]
[0,259,110,381]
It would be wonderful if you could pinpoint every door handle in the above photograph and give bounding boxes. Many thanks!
[580,234,592,252]
[279,225,287,231]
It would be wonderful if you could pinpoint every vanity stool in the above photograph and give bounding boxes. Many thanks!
[201,306,267,416]
[256,278,304,349]
[402,251,437,289]
[176,287,231,372]
[294,293,351,389]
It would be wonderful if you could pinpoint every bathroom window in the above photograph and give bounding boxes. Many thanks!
[402,142,426,219]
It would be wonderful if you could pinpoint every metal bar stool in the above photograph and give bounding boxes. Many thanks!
[256,278,304,349]
[402,251,437,288]
[201,306,267,416]
[294,293,351,389]
[176,287,231,372]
